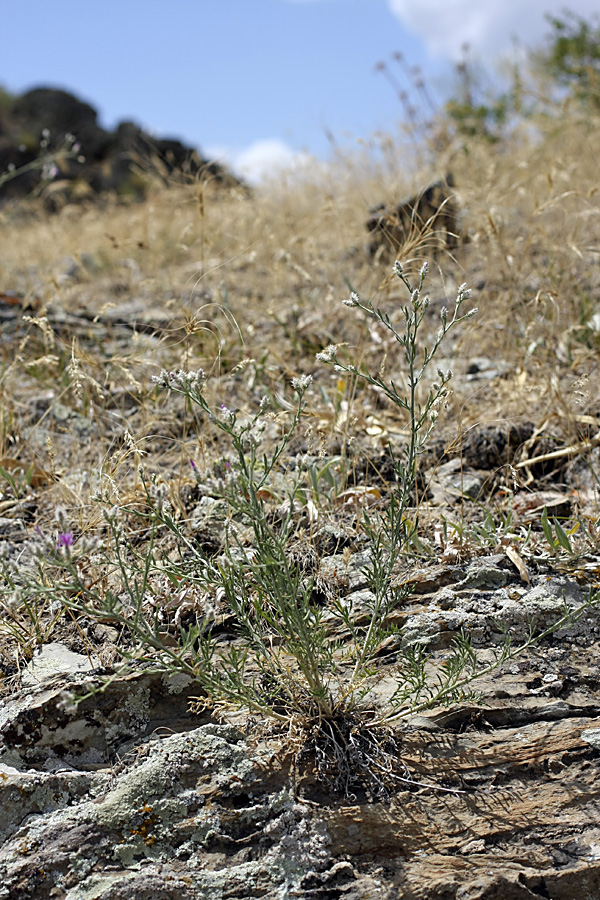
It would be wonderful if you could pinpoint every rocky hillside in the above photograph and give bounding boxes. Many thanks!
[0,86,240,207]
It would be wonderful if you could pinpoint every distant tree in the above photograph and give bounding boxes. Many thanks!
[539,9,600,108]
[442,47,522,144]
[378,11,600,150]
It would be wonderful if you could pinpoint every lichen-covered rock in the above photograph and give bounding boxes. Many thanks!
[0,724,333,900]
[398,564,600,650]
[0,669,200,770]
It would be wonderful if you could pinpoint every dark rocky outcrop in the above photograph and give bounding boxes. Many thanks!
[0,86,241,207]
[367,175,461,260]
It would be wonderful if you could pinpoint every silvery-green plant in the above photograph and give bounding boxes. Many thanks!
[5,260,599,798]
[312,262,599,735]
[318,261,476,530]
[150,369,340,722]
[317,261,477,689]
[4,373,340,724]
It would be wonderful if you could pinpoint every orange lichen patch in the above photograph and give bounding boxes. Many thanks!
[129,803,159,847]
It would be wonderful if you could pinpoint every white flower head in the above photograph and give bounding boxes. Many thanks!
[152,369,206,392]
[316,344,337,364]
[292,374,313,393]
[220,404,234,420]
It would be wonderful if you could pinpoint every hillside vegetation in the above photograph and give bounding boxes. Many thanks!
[0,1,599,795]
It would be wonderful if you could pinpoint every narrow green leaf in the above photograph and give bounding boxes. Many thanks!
[553,517,573,553]
[0,465,17,492]
[540,507,555,548]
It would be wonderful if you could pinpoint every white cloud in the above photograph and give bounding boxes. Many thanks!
[388,0,600,61]
[206,139,314,184]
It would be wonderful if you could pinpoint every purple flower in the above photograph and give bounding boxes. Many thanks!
[56,532,74,549]
[190,459,198,471]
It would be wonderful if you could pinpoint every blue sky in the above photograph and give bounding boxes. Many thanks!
[2,0,599,180]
